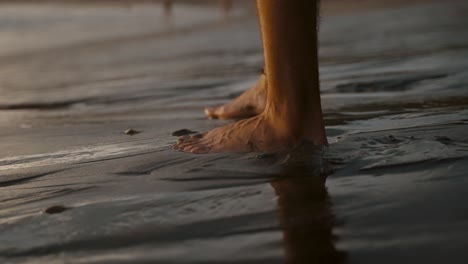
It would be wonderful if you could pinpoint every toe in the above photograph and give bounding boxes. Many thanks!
[205,106,224,119]
[181,145,196,153]
[177,142,195,150]
[205,107,218,119]
[177,135,191,143]
[173,141,189,150]
[191,146,212,154]
[173,143,182,151]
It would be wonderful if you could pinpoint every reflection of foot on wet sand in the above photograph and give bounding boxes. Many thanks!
[272,170,347,264]
[205,72,266,119]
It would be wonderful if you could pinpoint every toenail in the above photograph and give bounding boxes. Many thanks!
[192,147,211,154]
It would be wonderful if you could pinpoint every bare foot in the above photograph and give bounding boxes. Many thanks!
[205,74,267,119]
[173,114,294,154]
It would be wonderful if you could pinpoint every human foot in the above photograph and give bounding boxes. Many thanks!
[173,114,295,154]
[205,74,267,119]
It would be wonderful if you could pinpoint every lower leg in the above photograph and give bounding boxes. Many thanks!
[258,0,326,145]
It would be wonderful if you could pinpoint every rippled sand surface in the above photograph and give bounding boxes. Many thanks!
[1,1,468,263]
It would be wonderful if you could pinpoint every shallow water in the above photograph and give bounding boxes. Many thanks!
[1,1,468,263]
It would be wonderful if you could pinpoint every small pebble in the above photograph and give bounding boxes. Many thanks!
[435,136,452,142]
[45,205,69,215]
[172,129,198,137]
[387,135,400,143]
[124,129,141,136]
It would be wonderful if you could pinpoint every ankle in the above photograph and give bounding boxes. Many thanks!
[257,72,267,93]
[263,109,302,142]
[263,106,327,146]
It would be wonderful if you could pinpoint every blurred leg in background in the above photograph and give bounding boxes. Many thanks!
[221,0,233,19]
[163,0,173,23]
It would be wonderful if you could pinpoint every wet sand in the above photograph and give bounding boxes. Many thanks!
[1,0,468,263]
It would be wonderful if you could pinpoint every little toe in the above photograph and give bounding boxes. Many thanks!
[172,143,180,150]
[205,107,217,119]
[177,135,192,143]
[205,106,224,119]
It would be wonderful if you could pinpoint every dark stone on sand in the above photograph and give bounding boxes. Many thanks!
[435,136,453,143]
[124,129,141,136]
[172,129,198,137]
[45,205,69,214]
[435,136,452,141]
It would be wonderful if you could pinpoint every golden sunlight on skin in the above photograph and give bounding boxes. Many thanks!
[174,0,327,154]
[205,72,267,120]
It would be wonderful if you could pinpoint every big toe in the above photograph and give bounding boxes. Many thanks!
[205,106,223,119]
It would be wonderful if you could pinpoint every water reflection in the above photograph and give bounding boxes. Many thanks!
[271,157,346,264]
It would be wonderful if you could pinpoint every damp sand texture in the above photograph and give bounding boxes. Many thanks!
[1,1,468,263]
